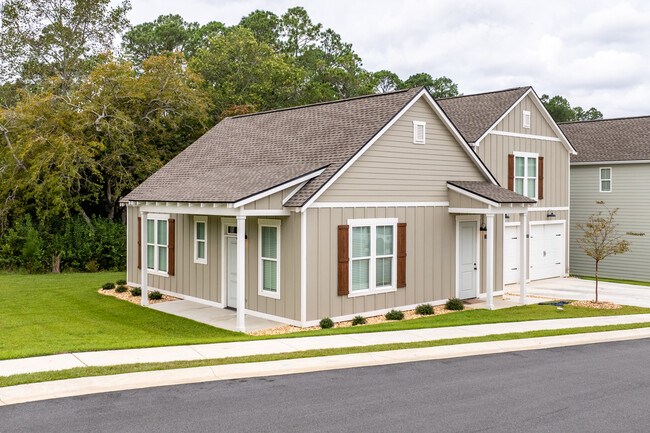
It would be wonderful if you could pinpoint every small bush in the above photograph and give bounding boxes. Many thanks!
[352,315,366,326]
[130,287,142,296]
[148,291,163,300]
[101,282,115,291]
[115,285,128,293]
[320,317,334,329]
[385,309,404,320]
[445,297,465,310]
[85,260,100,273]
[415,303,435,315]
[116,279,127,285]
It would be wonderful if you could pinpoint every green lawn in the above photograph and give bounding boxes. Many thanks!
[573,275,650,287]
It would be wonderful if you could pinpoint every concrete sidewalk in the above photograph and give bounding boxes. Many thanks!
[2,313,650,378]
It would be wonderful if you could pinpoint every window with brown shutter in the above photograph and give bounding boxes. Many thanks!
[137,216,142,269]
[538,156,544,200]
[337,225,349,296]
[508,154,514,191]
[168,218,175,276]
[397,223,407,288]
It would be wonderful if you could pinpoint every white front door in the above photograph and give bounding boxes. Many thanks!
[226,236,238,308]
[529,222,564,281]
[458,221,478,299]
[503,224,520,285]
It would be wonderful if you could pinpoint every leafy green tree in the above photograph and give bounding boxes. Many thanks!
[374,70,402,93]
[400,73,460,98]
[239,10,282,49]
[540,94,603,123]
[280,6,322,57]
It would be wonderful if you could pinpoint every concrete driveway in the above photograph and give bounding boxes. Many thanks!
[506,277,650,308]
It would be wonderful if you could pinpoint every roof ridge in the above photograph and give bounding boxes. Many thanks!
[436,86,530,101]
[559,114,650,125]
[231,87,421,119]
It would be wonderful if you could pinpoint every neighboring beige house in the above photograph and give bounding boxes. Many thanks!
[122,86,574,331]
[560,116,650,282]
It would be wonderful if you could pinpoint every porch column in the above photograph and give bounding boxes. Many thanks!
[519,212,528,304]
[485,213,495,310]
[140,211,149,306]
[236,215,246,332]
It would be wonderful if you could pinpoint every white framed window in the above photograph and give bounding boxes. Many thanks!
[600,167,612,192]
[413,121,426,144]
[194,217,207,264]
[146,213,170,276]
[258,219,281,299]
[522,110,531,129]
[348,218,398,297]
[514,152,538,200]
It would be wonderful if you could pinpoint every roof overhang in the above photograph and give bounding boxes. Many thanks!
[571,159,650,166]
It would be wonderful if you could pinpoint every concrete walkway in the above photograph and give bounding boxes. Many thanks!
[2,313,650,378]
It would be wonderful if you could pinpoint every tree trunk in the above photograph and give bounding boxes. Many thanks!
[106,183,115,220]
[52,253,61,274]
[595,260,599,303]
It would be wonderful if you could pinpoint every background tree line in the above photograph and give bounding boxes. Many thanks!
[0,0,602,272]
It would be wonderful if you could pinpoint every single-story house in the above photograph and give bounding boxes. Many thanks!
[122,85,575,331]
[560,116,650,282]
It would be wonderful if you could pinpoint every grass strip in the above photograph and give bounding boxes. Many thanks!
[3,321,650,388]
[572,275,650,287]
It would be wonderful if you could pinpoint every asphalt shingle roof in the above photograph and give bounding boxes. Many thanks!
[559,116,650,163]
[448,181,536,204]
[436,87,530,143]
[124,87,422,206]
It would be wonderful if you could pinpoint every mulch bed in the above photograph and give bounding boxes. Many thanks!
[570,300,622,309]
[98,286,179,305]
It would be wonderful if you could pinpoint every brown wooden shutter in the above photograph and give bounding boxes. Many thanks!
[508,154,514,191]
[397,222,407,288]
[538,156,544,200]
[337,225,349,296]
[137,217,142,269]
[168,218,175,276]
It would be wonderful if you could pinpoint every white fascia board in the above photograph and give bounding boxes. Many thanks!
[233,168,325,208]
[448,207,528,215]
[310,201,449,208]
[447,183,500,207]
[571,160,650,166]
[282,181,308,205]
[488,130,561,142]
[473,88,532,147]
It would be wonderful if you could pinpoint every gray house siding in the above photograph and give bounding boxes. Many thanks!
[570,163,650,282]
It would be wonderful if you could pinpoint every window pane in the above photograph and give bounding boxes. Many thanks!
[376,257,392,287]
[515,157,525,177]
[158,246,167,272]
[601,168,610,180]
[263,260,277,292]
[527,179,536,198]
[602,180,611,191]
[196,222,205,241]
[376,225,393,255]
[351,259,369,291]
[352,226,370,258]
[147,220,155,244]
[147,245,155,269]
[157,220,167,245]
[527,158,537,177]
[515,178,524,195]
[261,226,277,259]
[197,241,205,259]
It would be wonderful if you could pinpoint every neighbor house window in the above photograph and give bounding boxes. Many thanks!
[349,218,397,295]
[146,214,169,275]
[514,152,538,199]
[258,219,281,299]
[413,121,426,144]
[600,167,612,192]
[194,217,207,264]
[522,110,531,129]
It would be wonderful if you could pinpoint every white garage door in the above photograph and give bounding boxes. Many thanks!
[503,224,520,285]
[529,222,564,281]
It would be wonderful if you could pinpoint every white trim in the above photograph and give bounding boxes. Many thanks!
[300,210,307,325]
[513,152,539,200]
[448,207,528,215]
[502,220,521,289]
[488,130,561,142]
[300,89,497,211]
[455,215,481,300]
[138,204,291,217]
[311,201,449,208]
[571,159,650,166]
[522,110,531,129]
[244,308,303,327]
[258,219,281,299]
[233,168,325,208]
[147,212,170,220]
[282,181,308,205]
[413,120,426,144]
[220,217,236,307]
[447,184,500,207]
[144,214,170,277]
[599,167,612,192]
[528,206,569,212]
[193,217,208,265]
[128,283,225,309]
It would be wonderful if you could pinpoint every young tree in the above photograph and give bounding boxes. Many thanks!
[576,204,631,302]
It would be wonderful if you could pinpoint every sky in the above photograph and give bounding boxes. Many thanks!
[123,0,650,118]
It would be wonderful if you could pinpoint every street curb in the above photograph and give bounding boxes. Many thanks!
[2,327,650,406]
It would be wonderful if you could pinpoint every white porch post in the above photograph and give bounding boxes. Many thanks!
[236,215,246,332]
[300,210,307,325]
[519,212,528,304]
[140,211,149,307]
[485,213,495,310]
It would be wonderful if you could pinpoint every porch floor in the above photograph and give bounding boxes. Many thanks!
[464,294,541,310]
[148,300,284,332]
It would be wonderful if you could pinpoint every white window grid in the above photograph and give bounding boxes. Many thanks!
[194,217,207,264]
[513,151,538,200]
[258,219,281,299]
[145,213,169,276]
[600,167,612,192]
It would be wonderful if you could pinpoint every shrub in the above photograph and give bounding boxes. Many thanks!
[85,260,100,273]
[352,315,366,326]
[115,285,128,293]
[385,309,404,320]
[101,282,115,291]
[148,291,163,300]
[130,287,142,296]
[116,279,127,285]
[445,297,465,311]
[319,317,334,329]
[415,303,435,315]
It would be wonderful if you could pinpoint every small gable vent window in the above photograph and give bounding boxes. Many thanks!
[413,121,426,144]
[522,110,531,129]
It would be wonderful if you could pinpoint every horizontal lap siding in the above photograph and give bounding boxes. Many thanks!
[570,164,650,282]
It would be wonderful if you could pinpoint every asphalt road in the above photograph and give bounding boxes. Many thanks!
[2,339,650,433]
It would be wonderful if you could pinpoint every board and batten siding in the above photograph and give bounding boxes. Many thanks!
[492,93,556,137]
[570,164,650,282]
[316,97,486,203]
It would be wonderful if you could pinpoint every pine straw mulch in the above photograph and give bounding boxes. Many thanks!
[97,286,179,305]
[248,304,461,336]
